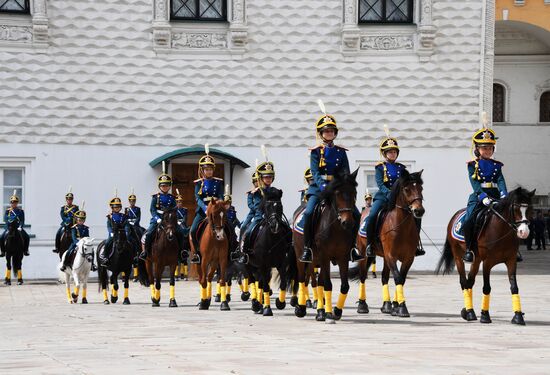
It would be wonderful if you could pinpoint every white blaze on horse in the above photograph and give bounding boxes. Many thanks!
[59,237,95,304]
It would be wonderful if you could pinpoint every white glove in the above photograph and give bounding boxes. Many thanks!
[17,227,22,231]
[156,210,164,215]
[110,233,114,238]
[482,197,492,206]
[156,218,162,224]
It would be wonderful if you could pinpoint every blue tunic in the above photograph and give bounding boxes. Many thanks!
[125,206,142,227]
[60,205,79,226]
[149,193,176,223]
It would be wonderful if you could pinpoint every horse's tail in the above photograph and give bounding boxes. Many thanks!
[348,258,373,282]
[286,242,298,292]
[435,238,455,275]
[137,258,149,286]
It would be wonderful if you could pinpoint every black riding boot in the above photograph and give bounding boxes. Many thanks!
[23,234,30,256]
[365,218,376,258]
[414,218,425,256]
[299,218,313,263]
[462,221,475,263]
[53,229,62,253]
[190,234,201,264]
[237,235,250,264]
[0,240,5,257]
[99,246,110,267]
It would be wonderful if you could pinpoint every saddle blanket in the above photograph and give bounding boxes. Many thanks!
[451,210,467,243]
[293,207,306,234]
[359,216,368,238]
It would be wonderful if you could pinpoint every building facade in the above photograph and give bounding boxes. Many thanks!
[1,0,507,277]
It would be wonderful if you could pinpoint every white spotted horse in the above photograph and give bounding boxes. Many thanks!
[60,237,95,304]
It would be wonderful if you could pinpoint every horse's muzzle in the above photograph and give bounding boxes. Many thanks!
[412,207,425,219]
[517,225,529,240]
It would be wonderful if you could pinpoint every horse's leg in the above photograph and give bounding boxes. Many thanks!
[315,265,326,321]
[310,268,318,309]
[169,262,177,308]
[386,257,408,318]
[65,271,72,304]
[72,269,80,304]
[393,258,413,318]
[333,259,349,321]
[154,262,162,306]
[275,264,287,310]
[219,253,230,311]
[380,258,392,314]
[461,259,480,321]
[206,265,217,308]
[123,269,131,305]
[110,272,119,304]
[82,274,88,304]
[4,255,11,285]
[357,258,369,314]
[506,257,525,325]
[294,261,308,318]
[479,260,494,323]
[323,260,336,323]
[101,267,109,304]
[15,253,23,285]
[261,269,273,316]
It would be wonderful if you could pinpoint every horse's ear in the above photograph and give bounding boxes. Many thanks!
[277,189,283,199]
[418,169,424,177]
[351,168,359,180]
[529,189,537,197]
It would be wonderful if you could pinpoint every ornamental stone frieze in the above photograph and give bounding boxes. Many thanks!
[0,0,49,50]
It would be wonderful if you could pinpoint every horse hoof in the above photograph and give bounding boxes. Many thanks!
[255,307,264,314]
[199,299,210,310]
[4,279,11,286]
[123,298,131,305]
[325,313,336,324]
[263,306,273,316]
[333,307,343,320]
[305,299,313,309]
[392,301,399,310]
[103,300,110,305]
[313,300,318,309]
[290,296,298,307]
[511,312,526,326]
[251,299,262,313]
[133,278,139,283]
[220,301,230,311]
[214,294,221,303]
[241,292,250,301]
[275,299,286,310]
[81,298,88,304]
[17,279,23,285]
[395,303,410,318]
[381,301,393,314]
[226,294,231,303]
[315,309,326,321]
[357,300,369,314]
[71,293,78,303]
[480,310,491,324]
[168,299,177,308]
[152,300,160,307]
[110,296,118,304]
[294,305,307,318]
[461,308,477,321]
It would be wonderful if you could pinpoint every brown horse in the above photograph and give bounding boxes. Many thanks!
[192,199,230,311]
[293,169,359,323]
[355,169,425,318]
[437,187,534,325]
[138,207,179,307]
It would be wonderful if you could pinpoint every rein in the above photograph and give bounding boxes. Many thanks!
[383,194,423,235]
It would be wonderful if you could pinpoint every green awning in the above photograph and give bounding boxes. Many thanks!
[149,147,250,169]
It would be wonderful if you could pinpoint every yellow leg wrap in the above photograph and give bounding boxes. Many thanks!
[150,284,155,298]
[102,289,108,301]
[216,282,221,295]
[226,285,231,295]
[358,282,366,301]
[298,282,306,306]
[382,284,390,302]
[512,294,522,312]
[174,265,180,277]
[481,294,490,311]
[155,288,161,301]
[243,278,249,292]
[372,264,377,272]
[312,285,318,301]
[336,293,348,310]
[17,270,22,279]
[396,284,405,304]
[200,286,207,300]
[324,291,333,313]
[183,265,188,276]
[74,286,80,297]
[463,289,473,310]
[207,282,212,299]
[5,269,10,279]
[314,267,319,273]
[82,288,87,299]
[264,292,270,307]
[279,290,286,303]
[66,287,72,302]
[111,285,118,298]
[133,267,138,278]
[221,284,227,302]
[393,289,398,303]
[250,283,257,299]
[121,272,125,278]
[169,285,175,300]
[258,289,264,304]
[124,288,129,299]
[317,286,325,310]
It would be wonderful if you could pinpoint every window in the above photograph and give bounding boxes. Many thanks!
[171,0,227,21]
[493,83,506,123]
[0,0,30,14]
[540,91,550,122]
[359,0,414,24]
[365,171,379,197]
[1,168,24,211]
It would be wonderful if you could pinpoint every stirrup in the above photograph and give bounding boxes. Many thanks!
[190,253,201,264]
[299,247,313,263]
[138,251,148,260]
[462,250,475,263]
[238,253,249,264]
[415,247,426,256]
[350,247,365,262]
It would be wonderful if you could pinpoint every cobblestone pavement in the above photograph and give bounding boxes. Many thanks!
[1,266,549,375]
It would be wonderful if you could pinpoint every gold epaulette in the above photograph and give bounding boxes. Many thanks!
[193,178,203,183]
[213,177,223,181]
[308,144,323,151]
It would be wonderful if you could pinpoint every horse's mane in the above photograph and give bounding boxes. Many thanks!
[495,186,532,211]
[320,169,358,202]
[387,169,424,210]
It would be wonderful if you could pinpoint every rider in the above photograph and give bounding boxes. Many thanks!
[99,196,130,267]
[363,190,373,212]
[60,209,96,271]
[53,189,79,253]
[225,193,241,229]
[240,172,260,238]
[462,122,508,263]
[363,126,425,258]
[189,148,224,264]
[125,191,144,233]
[299,109,364,263]
[299,168,314,203]
[175,191,190,259]
[0,192,30,257]
[139,170,180,260]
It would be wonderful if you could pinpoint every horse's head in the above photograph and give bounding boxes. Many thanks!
[112,221,128,245]
[6,219,19,236]
[207,198,228,241]
[500,187,535,240]
[261,188,284,234]
[389,169,425,219]
[321,168,358,230]
[160,207,178,242]
[80,237,95,263]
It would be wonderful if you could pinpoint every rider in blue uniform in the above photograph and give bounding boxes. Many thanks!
[60,209,96,271]
[140,171,180,260]
[224,193,241,229]
[363,128,425,257]
[0,192,30,257]
[99,197,130,266]
[299,168,314,203]
[461,124,508,263]
[299,112,364,263]
[189,150,224,264]
[240,172,260,238]
[175,191,190,259]
[125,192,144,232]
[53,190,79,253]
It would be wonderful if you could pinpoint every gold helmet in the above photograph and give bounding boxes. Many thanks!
[9,190,19,203]
[304,167,313,180]
[364,191,373,201]
[315,100,338,136]
[75,210,87,220]
[257,161,275,179]
[109,197,122,208]
[472,113,497,146]
[128,188,136,201]
[379,124,399,158]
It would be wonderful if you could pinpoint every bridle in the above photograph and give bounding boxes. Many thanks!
[208,208,225,235]
[489,202,530,231]
[158,210,177,241]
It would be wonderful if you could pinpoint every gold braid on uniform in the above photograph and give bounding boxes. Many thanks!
[383,163,389,183]
[319,145,326,168]
[471,159,481,181]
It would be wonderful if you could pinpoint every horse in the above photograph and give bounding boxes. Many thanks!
[292,169,359,323]
[192,199,231,310]
[436,187,534,325]
[245,188,293,316]
[138,207,180,307]
[97,221,133,305]
[353,169,425,318]
[127,218,143,282]
[55,223,73,260]
[59,237,95,304]
[2,220,25,285]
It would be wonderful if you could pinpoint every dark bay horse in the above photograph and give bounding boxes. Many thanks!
[293,169,359,323]
[127,218,143,282]
[3,220,25,285]
[246,188,294,316]
[138,207,179,307]
[437,187,534,325]
[97,222,133,305]
[193,199,231,310]
[55,222,73,260]
[352,170,425,318]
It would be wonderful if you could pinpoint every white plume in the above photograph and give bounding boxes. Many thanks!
[255,158,259,168]
[225,184,230,195]
[481,111,489,128]
[12,189,16,196]
[205,143,210,155]
[162,161,166,174]
[81,201,85,210]
[68,185,72,193]
[176,188,180,195]
[261,145,268,161]
[383,124,391,137]
[317,99,326,115]
[114,187,118,197]
[131,187,134,194]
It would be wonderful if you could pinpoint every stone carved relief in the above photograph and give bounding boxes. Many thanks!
[361,35,414,50]
[0,25,32,42]
[172,33,227,49]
